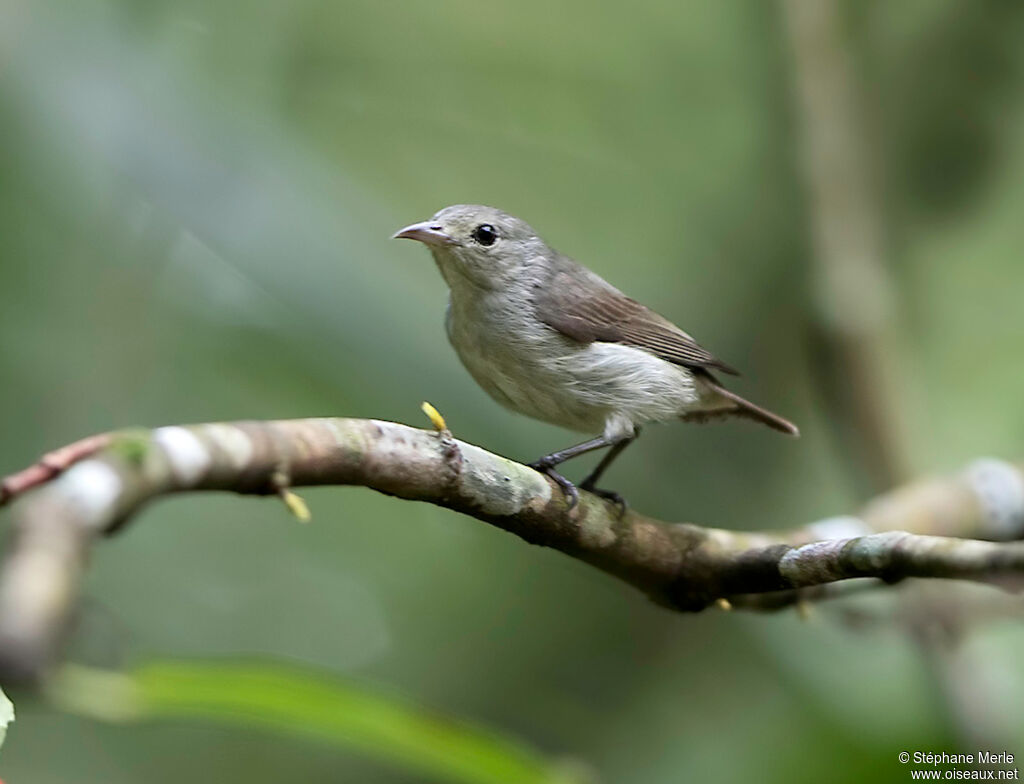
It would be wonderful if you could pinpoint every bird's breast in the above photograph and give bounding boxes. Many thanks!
[443,292,607,431]
[445,292,552,384]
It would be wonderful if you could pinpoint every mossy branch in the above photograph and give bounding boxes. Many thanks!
[1,415,1023,683]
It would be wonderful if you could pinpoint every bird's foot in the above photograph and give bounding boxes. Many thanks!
[579,481,628,518]
[528,460,580,509]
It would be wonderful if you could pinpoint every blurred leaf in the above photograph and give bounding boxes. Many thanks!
[0,685,13,752]
[50,661,588,784]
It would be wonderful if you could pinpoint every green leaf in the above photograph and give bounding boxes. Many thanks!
[0,685,14,753]
[51,661,589,784]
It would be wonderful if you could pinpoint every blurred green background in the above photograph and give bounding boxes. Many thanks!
[2,0,1024,781]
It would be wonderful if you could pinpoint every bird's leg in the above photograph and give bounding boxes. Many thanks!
[529,432,638,512]
[579,430,640,517]
[528,435,614,510]
[580,430,639,488]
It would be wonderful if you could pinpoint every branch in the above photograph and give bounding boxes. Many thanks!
[1,416,1023,682]
[782,0,911,490]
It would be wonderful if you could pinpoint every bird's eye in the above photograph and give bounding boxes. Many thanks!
[472,224,498,247]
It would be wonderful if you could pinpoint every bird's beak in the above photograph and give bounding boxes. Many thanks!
[391,221,454,246]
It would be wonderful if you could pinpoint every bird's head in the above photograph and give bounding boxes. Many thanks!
[393,204,546,290]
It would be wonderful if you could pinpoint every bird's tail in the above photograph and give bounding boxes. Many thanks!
[695,373,800,437]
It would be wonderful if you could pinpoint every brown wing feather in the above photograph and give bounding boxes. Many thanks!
[536,268,740,375]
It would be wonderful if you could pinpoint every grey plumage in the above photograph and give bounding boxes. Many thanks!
[394,204,797,506]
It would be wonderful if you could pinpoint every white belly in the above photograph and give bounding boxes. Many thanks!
[445,296,704,439]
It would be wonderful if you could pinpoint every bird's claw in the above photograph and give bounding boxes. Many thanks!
[528,462,627,515]
[529,462,580,509]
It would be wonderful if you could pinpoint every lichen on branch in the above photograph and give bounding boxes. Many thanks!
[0,415,1022,683]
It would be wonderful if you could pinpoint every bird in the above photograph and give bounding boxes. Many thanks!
[393,204,798,510]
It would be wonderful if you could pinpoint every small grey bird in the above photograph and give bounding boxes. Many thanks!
[394,205,798,509]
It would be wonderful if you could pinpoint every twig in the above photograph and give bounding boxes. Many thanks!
[0,417,1022,683]
[0,434,111,507]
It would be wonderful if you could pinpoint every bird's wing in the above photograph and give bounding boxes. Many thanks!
[535,266,740,375]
